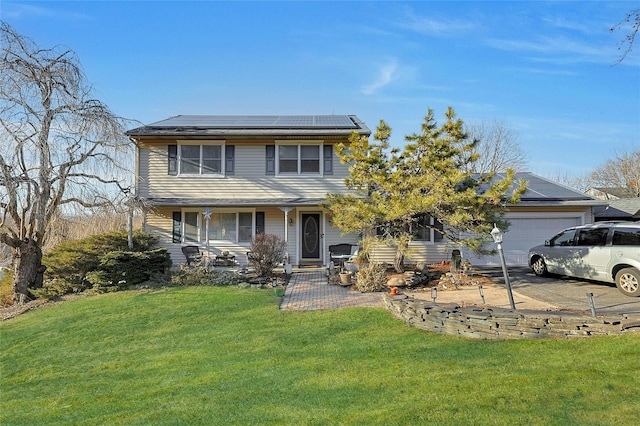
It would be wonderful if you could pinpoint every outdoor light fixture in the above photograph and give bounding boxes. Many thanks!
[490,224,516,310]
[490,225,503,244]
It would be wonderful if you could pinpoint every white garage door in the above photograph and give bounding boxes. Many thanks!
[463,217,582,266]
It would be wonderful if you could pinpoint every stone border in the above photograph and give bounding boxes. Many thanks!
[384,294,640,339]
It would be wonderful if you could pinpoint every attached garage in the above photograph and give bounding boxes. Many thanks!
[441,173,607,267]
[463,214,585,266]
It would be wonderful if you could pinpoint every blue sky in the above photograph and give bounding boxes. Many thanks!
[2,0,639,179]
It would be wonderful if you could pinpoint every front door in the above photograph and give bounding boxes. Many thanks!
[301,213,320,261]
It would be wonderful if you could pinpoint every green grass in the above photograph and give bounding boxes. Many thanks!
[1,287,639,425]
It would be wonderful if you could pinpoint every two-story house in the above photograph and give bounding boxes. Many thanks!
[127,114,606,270]
[126,115,371,267]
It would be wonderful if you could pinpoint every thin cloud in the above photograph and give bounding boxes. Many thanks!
[361,60,399,95]
[507,66,578,76]
[487,35,613,64]
[543,17,592,34]
[2,3,89,20]
[396,7,478,36]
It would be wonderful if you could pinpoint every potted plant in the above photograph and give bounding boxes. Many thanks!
[339,271,352,285]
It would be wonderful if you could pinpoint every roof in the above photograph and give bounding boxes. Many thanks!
[594,198,640,220]
[483,172,605,207]
[126,115,371,138]
[144,197,326,208]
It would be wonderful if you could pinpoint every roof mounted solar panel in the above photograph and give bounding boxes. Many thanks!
[148,115,357,129]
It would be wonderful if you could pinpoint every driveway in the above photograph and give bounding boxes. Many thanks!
[477,266,640,316]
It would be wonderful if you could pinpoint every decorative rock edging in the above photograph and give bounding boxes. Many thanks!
[383,293,640,340]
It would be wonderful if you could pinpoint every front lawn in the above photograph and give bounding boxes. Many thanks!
[1,287,638,425]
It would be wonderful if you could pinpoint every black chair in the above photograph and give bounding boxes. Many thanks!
[329,243,354,268]
[181,245,203,265]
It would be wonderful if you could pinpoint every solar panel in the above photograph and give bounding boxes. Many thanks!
[149,115,357,129]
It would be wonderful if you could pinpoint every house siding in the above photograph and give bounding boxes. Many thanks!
[148,205,366,268]
[138,140,353,200]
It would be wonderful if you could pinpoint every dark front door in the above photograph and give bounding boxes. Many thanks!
[301,213,320,260]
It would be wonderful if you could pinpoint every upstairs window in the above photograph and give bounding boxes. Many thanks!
[277,144,321,175]
[167,143,232,176]
[181,145,222,175]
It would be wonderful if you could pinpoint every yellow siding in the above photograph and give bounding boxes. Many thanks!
[369,241,455,265]
[138,140,354,200]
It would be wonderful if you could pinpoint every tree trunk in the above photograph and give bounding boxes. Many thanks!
[393,250,405,273]
[12,239,44,304]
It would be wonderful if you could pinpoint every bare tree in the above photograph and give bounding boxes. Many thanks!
[0,23,133,302]
[463,120,528,174]
[611,8,640,64]
[589,149,640,198]
[545,173,591,194]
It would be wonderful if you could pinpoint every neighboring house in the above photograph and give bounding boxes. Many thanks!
[368,173,608,267]
[126,115,370,267]
[586,187,636,200]
[594,198,640,222]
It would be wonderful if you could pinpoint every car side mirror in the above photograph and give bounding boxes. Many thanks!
[544,240,551,246]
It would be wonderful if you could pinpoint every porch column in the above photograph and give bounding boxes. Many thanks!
[202,208,213,258]
[279,207,294,273]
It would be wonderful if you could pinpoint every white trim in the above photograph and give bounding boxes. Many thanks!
[180,208,257,244]
[176,140,227,177]
[274,140,325,176]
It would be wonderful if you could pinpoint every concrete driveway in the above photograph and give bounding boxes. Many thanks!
[477,266,640,316]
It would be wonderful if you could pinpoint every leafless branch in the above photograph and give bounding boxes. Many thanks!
[611,8,640,64]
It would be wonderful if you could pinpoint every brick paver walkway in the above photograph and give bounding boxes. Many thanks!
[280,271,384,310]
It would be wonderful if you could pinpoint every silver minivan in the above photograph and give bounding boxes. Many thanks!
[528,222,640,297]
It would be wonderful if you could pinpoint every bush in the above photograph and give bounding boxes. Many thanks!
[43,231,157,280]
[32,277,84,299]
[248,234,286,277]
[171,266,245,287]
[86,248,172,292]
[1,267,14,307]
[355,262,387,292]
[39,231,167,297]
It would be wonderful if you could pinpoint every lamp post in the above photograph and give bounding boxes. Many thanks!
[490,224,516,310]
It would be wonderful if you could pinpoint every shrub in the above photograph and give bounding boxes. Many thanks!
[39,231,167,297]
[355,262,387,292]
[248,234,286,277]
[1,267,14,307]
[32,277,85,299]
[171,266,245,287]
[86,248,172,292]
[43,230,158,280]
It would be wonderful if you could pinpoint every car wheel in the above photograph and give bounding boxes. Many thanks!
[615,268,640,297]
[531,257,548,277]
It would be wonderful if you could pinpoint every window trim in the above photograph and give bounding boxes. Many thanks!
[175,140,227,177]
[275,140,326,176]
[180,208,257,243]
[412,214,444,243]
